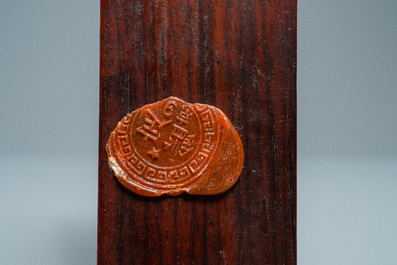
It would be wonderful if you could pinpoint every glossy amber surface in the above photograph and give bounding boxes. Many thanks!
[106,97,244,196]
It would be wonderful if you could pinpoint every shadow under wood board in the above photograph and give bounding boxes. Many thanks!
[98,0,296,264]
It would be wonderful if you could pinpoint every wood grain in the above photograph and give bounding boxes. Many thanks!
[98,0,296,264]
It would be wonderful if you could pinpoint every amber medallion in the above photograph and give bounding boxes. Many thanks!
[106,97,244,196]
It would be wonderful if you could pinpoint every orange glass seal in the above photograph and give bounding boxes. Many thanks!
[106,97,244,196]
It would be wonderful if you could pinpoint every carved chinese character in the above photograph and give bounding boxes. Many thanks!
[175,105,193,125]
[136,109,171,142]
[164,124,188,151]
[178,134,196,156]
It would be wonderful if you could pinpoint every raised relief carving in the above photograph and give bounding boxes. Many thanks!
[106,97,244,196]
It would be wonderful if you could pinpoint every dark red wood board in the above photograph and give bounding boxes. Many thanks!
[98,0,296,264]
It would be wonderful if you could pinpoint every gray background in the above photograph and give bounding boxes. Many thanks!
[0,0,396,264]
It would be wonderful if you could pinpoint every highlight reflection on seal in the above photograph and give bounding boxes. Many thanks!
[106,97,244,197]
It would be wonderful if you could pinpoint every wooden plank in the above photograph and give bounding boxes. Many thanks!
[98,0,296,264]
